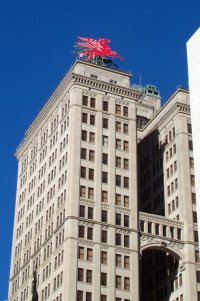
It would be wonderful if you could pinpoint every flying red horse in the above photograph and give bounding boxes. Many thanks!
[76,36,123,61]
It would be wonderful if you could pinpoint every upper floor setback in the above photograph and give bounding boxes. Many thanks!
[137,88,190,140]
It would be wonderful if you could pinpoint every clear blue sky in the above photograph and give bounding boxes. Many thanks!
[0,0,199,299]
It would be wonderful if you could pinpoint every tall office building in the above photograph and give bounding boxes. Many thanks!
[8,59,199,301]
[187,28,200,239]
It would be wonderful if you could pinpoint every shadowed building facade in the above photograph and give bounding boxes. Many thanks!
[8,60,199,301]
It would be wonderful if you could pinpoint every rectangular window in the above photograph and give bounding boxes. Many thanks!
[80,186,86,198]
[103,118,109,129]
[90,98,95,108]
[101,273,107,286]
[124,177,129,189]
[102,191,108,203]
[89,150,95,161]
[193,211,198,223]
[195,250,200,262]
[123,124,129,134]
[173,144,176,154]
[79,226,85,238]
[116,104,121,115]
[80,166,86,178]
[116,139,121,150]
[82,113,88,123]
[89,169,94,180]
[123,106,128,117]
[167,186,170,197]
[103,101,108,112]
[116,213,121,225]
[86,270,92,283]
[124,141,129,152]
[87,227,93,240]
[192,193,196,204]
[88,188,94,200]
[124,215,129,227]
[124,235,129,248]
[103,136,108,147]
[124,195,129,207]
[102,153,108,165]
[170,148,172,158]
[124,256,130,268]
[116,254,121,267]
[81,148,86,160]
[191,175,195,186]
[83,95,88,106]
[101,296,107,301]
[174,160,177,171]
[102,172,108,184]
[87,248,93,261]
[90,115,95,125]
[116,233,121,246]
[167,168,169,179]
[116,194,121,206]
[116,175,121,187]
[124,277,130,291]
[88,207,93,219]
[116,157,121,168]
[78,246,84,260]
[194,230,199,243]
[86,292,92,301]
[79,205,85,218]
[116,275,122,289]
[116,122,121,132]
[124,159,129,170]
[82,130,87,141]
[101,251,107,264]
[78,268,84,281]
[101,230,107,243]
[89,132,95,143]
[77,290,83,301]
[188,123,192,133]
[190,157,194,168]
[102,210,108,223]
[175,178,178,189]
[168,203,171,215]
[173,127,175,137]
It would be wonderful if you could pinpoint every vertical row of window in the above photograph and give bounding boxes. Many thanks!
[167,179,178,196]
[166,144,176,161]
[165,127,175,144]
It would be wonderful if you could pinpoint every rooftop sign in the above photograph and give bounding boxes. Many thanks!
[74,36,123,68]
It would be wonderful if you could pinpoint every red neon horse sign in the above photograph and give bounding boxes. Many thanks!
[76,36,123,61]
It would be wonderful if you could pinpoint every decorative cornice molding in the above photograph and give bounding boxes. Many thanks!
[140,99,190,138]
[71,73,142,100]
[139,211,184,227]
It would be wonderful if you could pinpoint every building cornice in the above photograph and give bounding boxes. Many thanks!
[139,89,190,138]
[71,72,142,99]
[16,64,141,159]
[139,211,184,227]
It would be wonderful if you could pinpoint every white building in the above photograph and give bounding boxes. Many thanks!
[8,59,200,301]
[187,28,200,240]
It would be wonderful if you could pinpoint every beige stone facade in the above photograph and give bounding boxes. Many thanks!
[8,61,199,301]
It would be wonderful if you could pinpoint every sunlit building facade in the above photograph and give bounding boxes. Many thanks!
[8,60,199,301]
